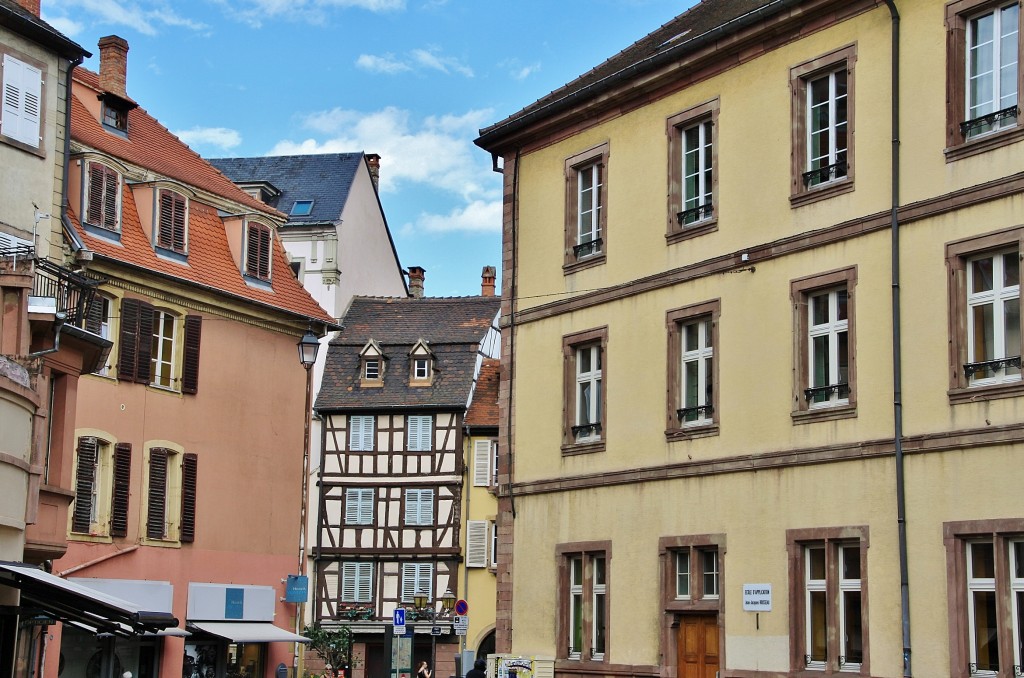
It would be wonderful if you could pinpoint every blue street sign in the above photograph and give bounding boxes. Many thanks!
[393,608,406,627]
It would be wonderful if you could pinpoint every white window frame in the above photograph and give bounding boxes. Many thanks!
[466,520,489,568]
[349,415,374,451]
[568,556,584,660]
[576,163,603,258]
[701,549,720,599]
[341,561,373,603]
[838,544,863,672]
[1,53,42,148]
[364,359,380,380]
[805,545,828,670]
[675,550,691,600]
[806,66,849,186]
[966,3,1020,137]
[406,414,432,452]
[404,488,434,526]
[414,358,430,380]
[472,439,492,487]
[968,541,999,676]
[966,249,1021,385]
[150,310,177,390]
[1011,541,1024,674]
[680,316,714,426]
[575,344,602,442]
[808,287,849,407]
[401,562,433,603]
[345,487,374,525]
[591,556,607,661]
[490,520,498,568]
[681,119,713,225]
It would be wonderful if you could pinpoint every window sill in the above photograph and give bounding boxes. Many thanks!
[0,133,45,158]
[147,383,181,396]
[561,439,606,456]
[68,532,112,543]
[945,124,1024,162]
[665,424,719,442]
[140,537,181,548]
[154,246,188,264]
[359,380,384,388]
[666,218,718,245]
[789,178,854,208]
[563,253,606,275]
[948,379,1024,405]
[242,274,273,290]
[791,403,856,425]
[83,222,122,242]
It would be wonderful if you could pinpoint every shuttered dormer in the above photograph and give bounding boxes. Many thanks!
[244,219,272,282]
[156,189,188,255]
[85,160,121,234]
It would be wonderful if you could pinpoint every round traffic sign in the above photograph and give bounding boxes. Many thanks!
[454,599,469,615]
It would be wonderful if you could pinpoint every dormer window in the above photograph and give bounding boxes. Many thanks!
[85,161,121,233]
[360,339,385,386]
[157,189,187,255]
[414,358,429,380]
[290,200,314,216]
[245,220,272,281]
[365,359,380,381]
[102,102,128,133]
[409,339,434,385]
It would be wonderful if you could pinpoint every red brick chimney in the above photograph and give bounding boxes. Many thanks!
[365,154,381,191]
[407,266,425,299]
[481,266,496,297]
[98,36,129,99]
[15,0,40,16]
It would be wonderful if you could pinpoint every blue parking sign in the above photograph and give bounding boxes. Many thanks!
[393,608,406,626]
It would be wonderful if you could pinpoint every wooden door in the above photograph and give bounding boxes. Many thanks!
[677,614,719,678]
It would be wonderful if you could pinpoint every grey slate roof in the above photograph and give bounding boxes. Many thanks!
[0,0,90,59]
[476,0,796,147]
[208,153,365,226]
[316,296,500,411]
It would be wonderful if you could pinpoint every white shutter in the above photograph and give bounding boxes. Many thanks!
[405,489,433,525]
[342,562,372,602]
[1,55,41,148]
[341,562,358,601]
[349,415,374,451]
[355,562,372,602]
[407,415,432,451]
[473,440,491,486]
[402,562,432,601]
[419,489,433,525]
[466,520,489,567]
[346,488,373,524]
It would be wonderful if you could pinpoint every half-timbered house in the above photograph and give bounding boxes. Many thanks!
[314,284,499,678]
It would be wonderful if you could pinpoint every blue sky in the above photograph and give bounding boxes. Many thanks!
[44,0,696,296]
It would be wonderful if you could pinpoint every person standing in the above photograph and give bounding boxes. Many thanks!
[466,659,487,678]
[417,661,432,678]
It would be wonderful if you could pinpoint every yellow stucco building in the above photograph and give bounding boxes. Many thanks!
[476,1,1024,677]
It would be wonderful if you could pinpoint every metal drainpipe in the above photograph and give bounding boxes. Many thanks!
[881,2,911,676]
[61,55,84,241]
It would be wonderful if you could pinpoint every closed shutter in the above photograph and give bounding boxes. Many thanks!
[349,415,374,451]
[342,562,372,603]
[180,452,197,543]
[1,54,42,148]
[85,296,105,335]
[146,448,168,539]
[72,437,98,533]
[117,298,154,383]
[345,488,373,525]
[246,222,271,279]
[401,562,432,602]
[181,315,202,394]
[407,415,432,451]
[109,443,131,537]
[405,489,433,525]
[158,190,187,252]
[324,567,339,604]
[86,163,118,230]
[466,520,489,568]
[472,440,491,486]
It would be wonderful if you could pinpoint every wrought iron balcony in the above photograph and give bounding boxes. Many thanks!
[677,203,713,226]
[964,355,1022,379]
[571,422,602,438]
[802,160,847,187]
[804,382,850,402]
[572,238,603,259]
[960,105,1019,138]
[677,404,713,421]
[30,257,101,329]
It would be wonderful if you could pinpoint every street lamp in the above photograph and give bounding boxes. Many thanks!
[297,329,320,369]
[411,589,456,676]
[295,326,320,675]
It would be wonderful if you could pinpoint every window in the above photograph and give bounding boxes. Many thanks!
[1,52,43,150]
[85,295,114,376]
[348,415,375,451]
[85,161,121,232]
[404,488,434,526]
[791,268,857,420]
[787,527,868,674]
[409,340,433,384]
[946,0,1024,159]
[660,535,725,611]
[245,221,272,280]
[359,340,384,386]
[666,301,719,438]
[406,415,432,451]
[414,358,430,380]
[563,328,608,452]
[102,101,128,133]
[564,142,609,272]
[401,562,433,602]
[472,439,496,487]
[341,562,373,603]
[466,520,490,568]
[946,227,1024,401]
[145,447,196,542]
[118,299,201,392]
[491,520,498,567]
[364,359,380,381]
[157,189,187,255]
[790,45,856,206]
[151,310,177,389]
[71,437,130,538]
[557,543,610,662]
[345,488,374,525]
[290,200,314,216]
[667,99,719,242]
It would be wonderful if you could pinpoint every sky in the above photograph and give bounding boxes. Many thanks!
[42,0,697,297]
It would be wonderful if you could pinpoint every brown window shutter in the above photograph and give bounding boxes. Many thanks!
[181,315,202,394]
[85,296,104,335]
[258,228,271,278]
[246,223,271,279]
[146,448,168,540]
[102,167,118,230]
[180,453,197,543]
[135,301,154,384]
[87,164,105,225]
[72,437,98,533]
[110,443,131,537]
[158,190,187,253]
[117,298,154,383]
[172,195,186,251]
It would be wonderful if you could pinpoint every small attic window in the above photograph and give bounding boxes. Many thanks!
[413,358,430,380]
[365,359,380,381]
[360,339,385,386]
[409,339,434,385]
[103,104,128,132]
[290,200,314,216]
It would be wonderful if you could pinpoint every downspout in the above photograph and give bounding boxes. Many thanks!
[61,55,84,247]
[882,2,911,676]
[505,148,521,522]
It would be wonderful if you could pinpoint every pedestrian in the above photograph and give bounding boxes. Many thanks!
[321,664,334,678]
[417,661,432,678]
[466,658,487,678]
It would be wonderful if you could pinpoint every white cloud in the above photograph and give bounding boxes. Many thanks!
[415,200,502,234]
[44,0,209,35]
[498,58,541,81]
[226,0,404,25]
[356,54,412,75]
[173,126,243,151]
[42,15,84,36]
[411,48,473,77]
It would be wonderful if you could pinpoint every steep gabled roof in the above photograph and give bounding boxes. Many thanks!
[0,0,89,59]
[464,358,499,429]
[208,153,365,226]
[317,296,500,411]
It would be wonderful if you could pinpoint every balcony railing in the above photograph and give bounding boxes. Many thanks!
[31,257,101,328]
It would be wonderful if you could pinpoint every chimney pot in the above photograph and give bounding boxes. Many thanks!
[407,266,425,299]
[481,266,496,297]
[98,35,130,99]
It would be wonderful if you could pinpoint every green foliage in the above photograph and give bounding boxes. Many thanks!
[303,623,353,670]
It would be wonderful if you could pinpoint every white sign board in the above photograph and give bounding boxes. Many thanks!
[453,615,469,636]
[742,583,772,611]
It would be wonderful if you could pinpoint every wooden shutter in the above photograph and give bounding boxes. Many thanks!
[1,54,41,148]
[109,443,131,537]
[349,415,373,451]
[401,562,432,602]
[158,190,187,252]
[472,440,491,486]
[407,415,431,451]
[342,562,372,603]
[181,315,202,394]
[346,488,373,524]
[118,298,154,383]
[246,222,271,279]
[180,452,197,543]
[87,164,107,226]
[85,296,105,335]
[466,520,489,568]
[101,167,118,230]
[72,437,98,533]
[146,448,168,539]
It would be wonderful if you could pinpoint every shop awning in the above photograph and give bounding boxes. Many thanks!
[189,621,309,643]
[0,561,177,636]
